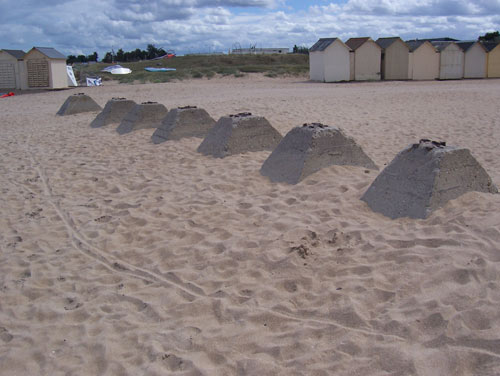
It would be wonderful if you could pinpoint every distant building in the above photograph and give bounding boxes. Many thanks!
[345,37,382,81]
[376,37,409,80]
[406,41,440,80]
[24,47,68,89]
[231,47,289,55]
[456,41,487,79]
[484,42,500,78]
[431,41,464,80]
[0,49,26,89]
[309,38,351,82]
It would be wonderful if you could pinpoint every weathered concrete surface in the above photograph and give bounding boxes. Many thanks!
[90,98,136,128]
[116,102,168,135]
[56,93,102,116]
[260,123,378,184]
[197,113,282,158]
[151,106,215,144]
[361,139,498,219]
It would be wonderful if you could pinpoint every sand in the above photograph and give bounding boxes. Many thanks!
[1,75,500,375]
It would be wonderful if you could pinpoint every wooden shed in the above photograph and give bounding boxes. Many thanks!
[431,41,464,80]
[407,41,439,80]
[309,38,351,82]
[24,47,68,89]
[484,42,500,78]
[345,37,381,81]
[376,37,409,80]
[456,41,487,78]
[0,49,26,89]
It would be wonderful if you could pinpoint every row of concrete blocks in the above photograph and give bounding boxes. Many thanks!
[57,93,498,219]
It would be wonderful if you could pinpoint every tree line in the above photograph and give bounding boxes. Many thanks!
[66,52,98,64]
[479,31,500,42]
[293,45,309,54]
[66,44,167,64]
[102,44,167,63]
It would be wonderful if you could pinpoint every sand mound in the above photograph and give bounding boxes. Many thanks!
[151,106,215,144]
[362,139,498,219]
[260,123,378,184]
[56,93,102,116]
[197,112,282,158]
[116,101,168,135]
[90,98,136,128]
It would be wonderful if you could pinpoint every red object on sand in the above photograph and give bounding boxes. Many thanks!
[0,92,15,98]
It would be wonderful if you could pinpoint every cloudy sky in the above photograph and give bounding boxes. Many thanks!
[0,0,499,58]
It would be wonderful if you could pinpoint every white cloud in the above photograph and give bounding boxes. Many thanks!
[0,0,498,57]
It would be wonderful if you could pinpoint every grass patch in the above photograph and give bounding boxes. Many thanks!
[73,53,309,84]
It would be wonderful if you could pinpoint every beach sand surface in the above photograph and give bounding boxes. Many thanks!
[1,75,500,375]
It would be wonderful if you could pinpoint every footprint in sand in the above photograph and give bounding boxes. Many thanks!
[0,327,13,343]
[94,215,112,223]
[64,297,83,311]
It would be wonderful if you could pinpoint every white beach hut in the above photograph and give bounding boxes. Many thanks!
[309,38,351,82]
[456,41,487,78]
[345,37,381,81]
[406,41,439,80]
[376,37,410,80]
[431,41,465,80]
[24,47,68,89]
[0,49,26,89]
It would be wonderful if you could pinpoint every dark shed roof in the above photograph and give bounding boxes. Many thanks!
[310,38,339,52]
[345,37,372,51]
[405,40,429,52]
[376,37,404,50]
[31,47,66,59]
[482,42,500,52]
[430,41,462,52]
[455,41,475,52]
[2,49,26,60]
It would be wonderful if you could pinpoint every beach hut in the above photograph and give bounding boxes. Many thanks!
[406,41,439,80]
[0,49,26,89]
[484,42,500,78]
[309,38,351,82]
[456,41,487,78]
[345,37,381,81]
[431,41,464,80]
[23,47,68,89]
[376,37,409,80]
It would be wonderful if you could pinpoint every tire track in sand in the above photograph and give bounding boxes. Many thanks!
[26,141,412,342]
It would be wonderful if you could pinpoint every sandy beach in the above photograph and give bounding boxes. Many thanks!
[1,75,500,375]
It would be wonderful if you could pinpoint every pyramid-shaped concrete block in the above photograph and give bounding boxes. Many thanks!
[197,113,282,158]
[260,123,378,184]
[90,97,136,128]
[57,93,102,115]
[116,101,168,135]
[361,139,498,219]
[151,106,215,144]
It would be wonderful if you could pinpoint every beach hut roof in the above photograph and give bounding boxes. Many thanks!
[456,41,487,52]
[345,37,378,51]
[482,41,500,52]
[1,49,26,60]
[376,37,404,50]
[455,41,474,51]
[310,38,341,52]
[29,47,66,59]
[430,41,462,52]
[405,40,434,52]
